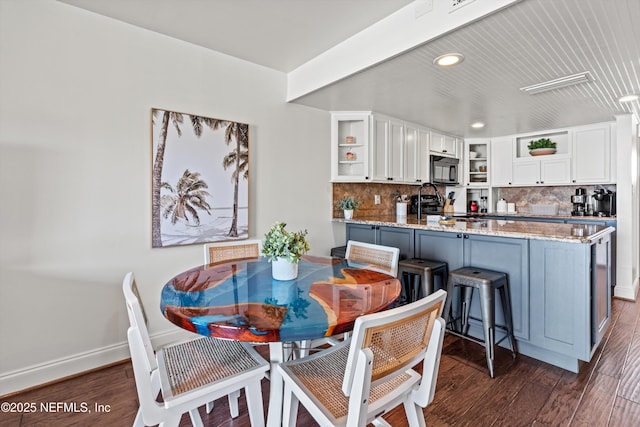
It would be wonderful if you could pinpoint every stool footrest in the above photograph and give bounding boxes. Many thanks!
[446,327,513,348]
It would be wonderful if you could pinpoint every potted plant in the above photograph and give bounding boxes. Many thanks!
[337,195,361,220]
[262,222,310,280]
[528,138,557,156]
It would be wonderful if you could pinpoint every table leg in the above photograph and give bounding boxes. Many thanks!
[267,342,285,427]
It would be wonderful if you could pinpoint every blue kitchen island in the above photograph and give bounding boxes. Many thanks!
[336,216,615,373]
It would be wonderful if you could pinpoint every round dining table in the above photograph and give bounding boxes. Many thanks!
[160,254,401,427]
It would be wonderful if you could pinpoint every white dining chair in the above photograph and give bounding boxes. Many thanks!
[123,272,269,427]
[345,240,400,277]
[277,289,447,427]
[203,239,263,265]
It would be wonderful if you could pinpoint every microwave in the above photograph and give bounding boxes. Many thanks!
[430,155,459,185]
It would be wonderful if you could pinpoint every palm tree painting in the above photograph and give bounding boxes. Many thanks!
[151,108,249,247]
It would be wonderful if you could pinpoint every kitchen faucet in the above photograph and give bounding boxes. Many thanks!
[417,182,443,222]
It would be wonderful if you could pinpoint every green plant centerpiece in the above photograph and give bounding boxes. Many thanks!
[528,138,557,156]
[337,195,361,219]
[262,222,310,281]
[262,222,309,263]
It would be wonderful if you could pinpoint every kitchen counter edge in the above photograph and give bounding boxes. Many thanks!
[333,216,614,244]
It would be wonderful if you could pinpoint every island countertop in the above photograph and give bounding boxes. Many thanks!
[333,215,614,244]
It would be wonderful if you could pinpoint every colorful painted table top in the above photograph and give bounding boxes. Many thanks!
[161,255,401,343]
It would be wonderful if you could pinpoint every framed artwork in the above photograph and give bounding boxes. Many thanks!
[151,108,249,247]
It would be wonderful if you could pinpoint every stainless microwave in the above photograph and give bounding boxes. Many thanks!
[430,155,459,185]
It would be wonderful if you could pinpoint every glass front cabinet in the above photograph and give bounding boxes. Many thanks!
[331,112,371,182]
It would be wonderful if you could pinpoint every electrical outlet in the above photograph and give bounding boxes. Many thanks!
[374,195,381,205]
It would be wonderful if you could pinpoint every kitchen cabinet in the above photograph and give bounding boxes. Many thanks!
[346,223,414,260]
[430,131,458,158]
[403,122,430,184]
[414,230,529,340]
[512,156,571,186]
[511,130,571,185]
[464,139,490,186]
[571,123,611,184]
[330,112,371,182]
[371,114,404,182]
[490,136,514,186]
[529,233,611,361]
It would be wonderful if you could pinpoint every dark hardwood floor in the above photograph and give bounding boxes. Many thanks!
[3,297,640,427]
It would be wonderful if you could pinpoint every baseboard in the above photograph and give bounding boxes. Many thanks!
[613,277,639,301]
[0,328,189,397]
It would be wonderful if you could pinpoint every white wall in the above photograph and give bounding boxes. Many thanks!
[0,0,338,394]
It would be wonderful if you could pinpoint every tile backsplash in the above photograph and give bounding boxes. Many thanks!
[333,182,617,217]
[496,184,616,215]
[332,182,425,218]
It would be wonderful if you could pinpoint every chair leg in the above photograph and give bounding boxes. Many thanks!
[402,399,426,427]
[498,284,517,358]
[228,389,240,418]
[478,286,496,378]
[187,408,204,427]
[133,408,145,427]
[443,278,456,331]
[245,382,266,427]
[461,286,473,335]
[282,382,299,427]
[205,401,214,414]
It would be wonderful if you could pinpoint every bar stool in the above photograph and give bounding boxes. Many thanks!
[443,266,517,378]
[398,258,448,304]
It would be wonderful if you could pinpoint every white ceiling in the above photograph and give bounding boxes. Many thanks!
[59,0,640,138]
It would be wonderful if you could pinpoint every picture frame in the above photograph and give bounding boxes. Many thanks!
[151,108,249,248]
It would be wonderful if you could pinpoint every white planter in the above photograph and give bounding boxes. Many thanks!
[344,209,354,220]
[272,258,298,281]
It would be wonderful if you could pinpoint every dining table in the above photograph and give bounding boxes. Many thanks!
[160,254,401,427]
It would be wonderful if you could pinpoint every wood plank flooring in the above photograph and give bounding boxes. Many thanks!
[2,297,640,426]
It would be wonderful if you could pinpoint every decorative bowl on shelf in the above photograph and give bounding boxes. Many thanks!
[529,148,557,156]
[469,151,478,159]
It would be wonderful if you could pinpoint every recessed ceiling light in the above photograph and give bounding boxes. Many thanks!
[433,53,464,67]
[471,122,485,129]
[619,94,639,103]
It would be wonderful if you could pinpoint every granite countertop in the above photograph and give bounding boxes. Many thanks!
[334,215,615,244]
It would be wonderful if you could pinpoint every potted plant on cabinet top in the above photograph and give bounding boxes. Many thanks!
[337,196,361,220]
[528,138,557,156]
[262,222,310,280]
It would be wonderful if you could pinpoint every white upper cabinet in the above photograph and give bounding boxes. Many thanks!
[371,114,404,182]
[490,136,514,186]
[430,131,458,158]
[330,112,371,182]
[513,157,571,185]
[464,139,490,187]
[511,130,572,186]
[404,122,430,184]
[571,123,611,184]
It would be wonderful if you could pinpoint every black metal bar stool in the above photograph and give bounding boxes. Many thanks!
[398,258,448,304]
[443,266,517,378]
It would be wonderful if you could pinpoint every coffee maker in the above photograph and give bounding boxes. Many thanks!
[592,189,616,217]
[571,188,588,216]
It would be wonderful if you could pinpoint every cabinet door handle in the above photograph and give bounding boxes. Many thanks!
[508,182,512,185]
[464,234,470,239]
[457,233,463,238]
